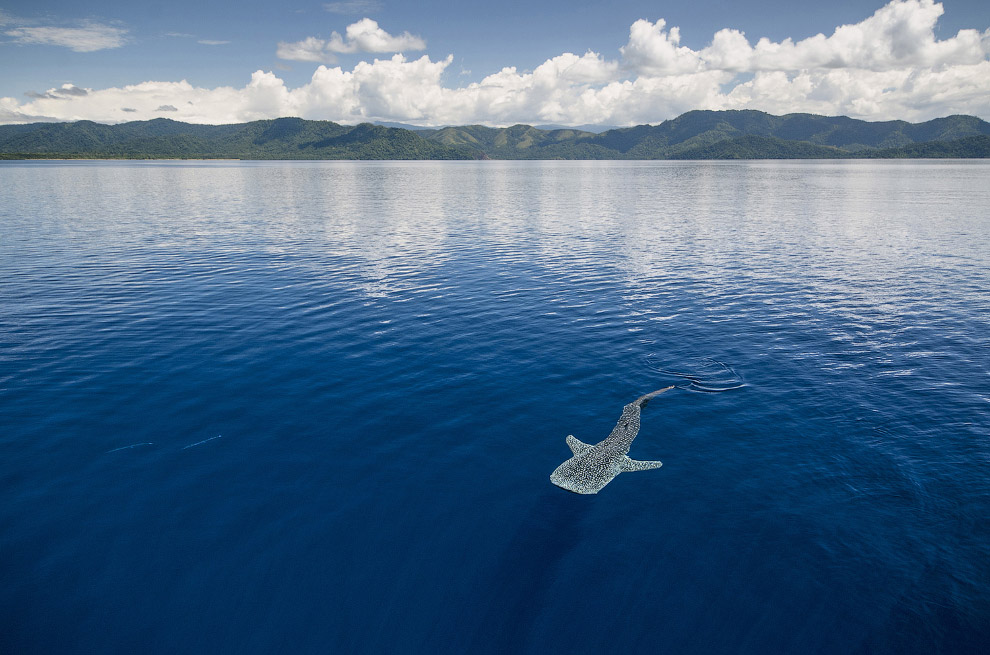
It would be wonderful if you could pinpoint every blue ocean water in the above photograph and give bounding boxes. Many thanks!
[1,159,989,653]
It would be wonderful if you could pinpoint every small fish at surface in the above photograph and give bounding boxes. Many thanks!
[550,387,673,494]
[105,442,154,454]
[182,434,223,450]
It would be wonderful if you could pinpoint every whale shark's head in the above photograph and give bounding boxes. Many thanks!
[550,453,614,494]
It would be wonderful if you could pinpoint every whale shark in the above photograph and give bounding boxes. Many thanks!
[550,386,674,494]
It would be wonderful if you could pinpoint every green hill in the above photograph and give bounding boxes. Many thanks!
[667,135,847,159]
[0,117,478,160]
[2,111,988,160]
[413,110,990,159]
[558,110,990,158]
[869,134,990,158]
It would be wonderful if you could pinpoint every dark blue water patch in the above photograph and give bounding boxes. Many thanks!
[2,160,990,654]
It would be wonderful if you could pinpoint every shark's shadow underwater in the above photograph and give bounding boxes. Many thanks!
[461,490,589,654]
[550,386,674,494]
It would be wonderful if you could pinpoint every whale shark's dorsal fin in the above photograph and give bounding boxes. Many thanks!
[619,456,663,472]
[566,435,592,456]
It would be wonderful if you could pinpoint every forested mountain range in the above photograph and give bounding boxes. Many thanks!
[2,110,988,160]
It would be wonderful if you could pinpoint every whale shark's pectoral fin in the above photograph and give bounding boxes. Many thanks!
[620,456,663,472]
[565,435,592,456]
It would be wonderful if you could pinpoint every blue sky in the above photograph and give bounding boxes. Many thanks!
[2,1,989,125]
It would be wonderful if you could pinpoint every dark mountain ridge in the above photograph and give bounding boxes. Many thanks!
[2,111,988,160]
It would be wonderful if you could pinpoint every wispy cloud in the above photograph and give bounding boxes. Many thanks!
[165,32,229,45]
[277,18,425,62]
[324,1,382,15]
[25,84,89,99]
[5,20,128,52]
[277,36,336,63]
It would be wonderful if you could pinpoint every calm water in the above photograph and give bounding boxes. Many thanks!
[2,160,989,653]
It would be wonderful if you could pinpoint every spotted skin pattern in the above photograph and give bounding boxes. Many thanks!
[550,387,674,494]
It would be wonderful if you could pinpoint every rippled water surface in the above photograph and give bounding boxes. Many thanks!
[2,160,989,653]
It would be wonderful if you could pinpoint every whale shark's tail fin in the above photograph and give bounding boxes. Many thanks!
[635,385,675,409]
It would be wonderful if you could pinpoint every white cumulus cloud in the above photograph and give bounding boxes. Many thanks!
[620,19,702,75]
[691,0,990,72]
[2,1,989,127]
[325,18,426,53]
[277,18,425,62]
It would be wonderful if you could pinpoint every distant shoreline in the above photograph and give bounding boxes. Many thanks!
[3,156,988,162]
[3,110,989,160]
[0,157,246,161]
